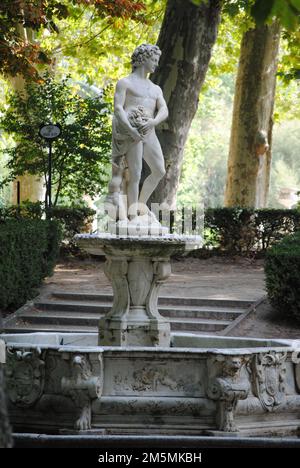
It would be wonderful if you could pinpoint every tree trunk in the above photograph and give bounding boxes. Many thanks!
[147,0,222,208]
[224,22,281,208]
[8,27,44,205]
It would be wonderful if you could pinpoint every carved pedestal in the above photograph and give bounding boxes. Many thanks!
[75,234,201,347]
[99,256,171,346]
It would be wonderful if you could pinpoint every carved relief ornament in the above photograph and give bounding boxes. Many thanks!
[5,348,45,407]
[251,351,287,411]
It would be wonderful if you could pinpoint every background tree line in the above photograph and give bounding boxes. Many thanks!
[0,0,299,210]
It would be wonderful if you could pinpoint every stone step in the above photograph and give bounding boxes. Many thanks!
[18,311,101,327]
[34,300,112,313]
[3,320,95,334]
[33,300,245,319]
[169,317,231,332]
[50,291,253,308]
[4,315,230,334]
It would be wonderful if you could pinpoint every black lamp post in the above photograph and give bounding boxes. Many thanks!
[39,123,62,211]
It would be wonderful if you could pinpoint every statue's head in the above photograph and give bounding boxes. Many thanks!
[131,44,161,71]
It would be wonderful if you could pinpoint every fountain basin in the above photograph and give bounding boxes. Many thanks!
[2,332,300,436]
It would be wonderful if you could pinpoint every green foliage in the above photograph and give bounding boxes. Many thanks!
[0,74,112,205]
[193,1,300,29]
[48,204,96,254]
[203,207,300,254]
[0,201,44,220]
[177,13,300,210]
[265,231,300,321]
[0,219,61,310]
[269,121,300,208]
[177,73,233,208]
[0,201,95,255]
[0,0,147,80]
[40,0,164,86]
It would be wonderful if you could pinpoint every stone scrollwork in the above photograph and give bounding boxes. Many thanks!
[146,260,172,319]
[207,355,250,432]
[251,351,287,411]
[5,347,45,408]
[100,252,171,346]
[104,257,129,318]
[61,353,103,431]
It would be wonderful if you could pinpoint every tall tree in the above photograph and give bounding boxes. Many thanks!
[0,0,146,80]
[148,0,222,208]
[0,0,146,203]
[147,0,300,208]
[224,21,281,207]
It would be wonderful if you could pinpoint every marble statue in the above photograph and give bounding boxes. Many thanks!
[105,44,168,233]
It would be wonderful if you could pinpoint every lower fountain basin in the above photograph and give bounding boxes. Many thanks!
[2,332,300,436]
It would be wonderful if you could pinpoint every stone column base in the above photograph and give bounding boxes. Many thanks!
[99,316,170,347]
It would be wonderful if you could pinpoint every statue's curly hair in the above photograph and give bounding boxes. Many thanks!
[131,44,161,70]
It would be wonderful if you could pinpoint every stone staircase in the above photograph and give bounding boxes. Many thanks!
[3,291,256,335]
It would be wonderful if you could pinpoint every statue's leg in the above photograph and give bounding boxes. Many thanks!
[126,141,143,218]
[108,163,123,194]
[139,133,166,208]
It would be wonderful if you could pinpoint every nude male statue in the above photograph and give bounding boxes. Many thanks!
[106,44,168,222]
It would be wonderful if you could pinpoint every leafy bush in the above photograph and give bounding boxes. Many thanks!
[48,205,95,255]
[265,232,300,322]
[204,207,257,253]
[0,219,61,310]
[202,207,300,255]
[0,74,112,206]
[0,201,44,220]
[0,201,95,256]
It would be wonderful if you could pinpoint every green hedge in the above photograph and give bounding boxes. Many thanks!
[202,208,300,255]
[0,202,95,256]
[0,219,61,310]
[265,232,300,322]
[48,205,95,253]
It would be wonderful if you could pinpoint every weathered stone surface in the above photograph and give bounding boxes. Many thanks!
[76,234,201,347]
[105,43,169,229]
[207,354,250,432]
[5,347,45,408]
[2,332,300,436]
[0,340,13,448]
[0,340,5,364]
[61,353,103,430]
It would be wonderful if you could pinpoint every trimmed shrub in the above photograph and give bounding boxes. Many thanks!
[204,207,257,253]
[265,231,300,322]
[0,201,44,221]
[48,205,95,255]
[0,219,61,310]
[0,202,95,255]
[48,205,95,237]
[202,207,300,256]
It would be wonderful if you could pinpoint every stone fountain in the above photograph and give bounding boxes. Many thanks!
[2,44,300,438]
